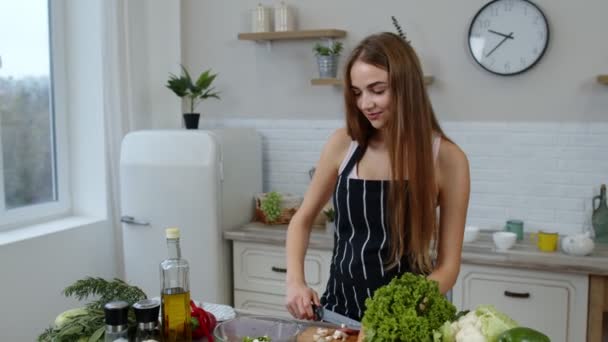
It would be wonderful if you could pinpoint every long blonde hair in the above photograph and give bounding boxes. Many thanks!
[343,32,446,274]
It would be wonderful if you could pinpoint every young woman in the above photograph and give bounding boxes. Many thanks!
[285,32,470,321]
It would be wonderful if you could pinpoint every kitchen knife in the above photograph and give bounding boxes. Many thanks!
[312,305,362,329]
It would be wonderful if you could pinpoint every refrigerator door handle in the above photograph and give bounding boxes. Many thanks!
[120,215,150,226]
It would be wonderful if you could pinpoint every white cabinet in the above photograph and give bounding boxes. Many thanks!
[234,291,292,318]
[452,264,588,342]
[232,241,332,317]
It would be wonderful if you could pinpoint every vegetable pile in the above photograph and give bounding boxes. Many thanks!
[361,273,457,341]
[433,305,518,342]
[433,305,551,342]
[38,277,147,342]
[190,300,217,341]
[360,273,551,342]
[38,277,219,342]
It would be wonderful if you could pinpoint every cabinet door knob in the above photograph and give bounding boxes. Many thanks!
[504,290,530,298]
[271,266,287,273]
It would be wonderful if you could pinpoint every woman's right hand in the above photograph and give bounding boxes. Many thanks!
[285,281,320,320]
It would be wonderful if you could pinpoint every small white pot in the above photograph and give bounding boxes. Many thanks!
[325,221,335,234]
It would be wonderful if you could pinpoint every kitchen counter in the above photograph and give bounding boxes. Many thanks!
[225,222,608,341]
[224,222,608,276]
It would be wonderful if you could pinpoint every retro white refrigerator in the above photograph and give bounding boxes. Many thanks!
[119,129,262,305]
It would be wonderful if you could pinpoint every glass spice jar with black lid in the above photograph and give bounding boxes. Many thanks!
[103,301,130,342]
[133,299,162,342]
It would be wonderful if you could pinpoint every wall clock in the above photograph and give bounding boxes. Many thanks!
[468,0,549,76]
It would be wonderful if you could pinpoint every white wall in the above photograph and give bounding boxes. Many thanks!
[204,118,608,236]
[125,0,181,129]
[179,0,608,121]
[0,219,116,341]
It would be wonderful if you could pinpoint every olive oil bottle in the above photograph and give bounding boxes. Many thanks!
[160,227,192,342]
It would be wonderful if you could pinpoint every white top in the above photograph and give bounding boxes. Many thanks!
[338,135,442,179]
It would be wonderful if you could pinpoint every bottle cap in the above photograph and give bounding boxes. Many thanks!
[166,227,180,239]
[133,299,161,324]
[104,301,130,326]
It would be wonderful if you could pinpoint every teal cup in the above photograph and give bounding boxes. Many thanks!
[505,219,524,241]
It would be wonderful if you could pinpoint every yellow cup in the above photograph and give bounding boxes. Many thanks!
[530,231,559,252]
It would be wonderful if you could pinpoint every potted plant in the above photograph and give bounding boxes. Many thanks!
[260,191,283,224]
[323,207,335,233]
[166,65,220,129]
[313,41,343,78]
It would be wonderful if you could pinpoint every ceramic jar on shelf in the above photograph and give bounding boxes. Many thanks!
[251,3,271,32]
[274,1,295,32]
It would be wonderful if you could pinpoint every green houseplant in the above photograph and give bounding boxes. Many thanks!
[313,41,343,78]
[166,65,220,129]
[260,191,283,223]
[323,206,336,233]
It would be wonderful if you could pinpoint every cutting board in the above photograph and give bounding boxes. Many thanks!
[296,326,360,341]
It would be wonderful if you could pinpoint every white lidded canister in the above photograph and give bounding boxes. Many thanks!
[274,1,295,32]
[251,3,272,32]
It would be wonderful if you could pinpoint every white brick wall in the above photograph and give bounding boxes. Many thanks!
[204,119,608,236]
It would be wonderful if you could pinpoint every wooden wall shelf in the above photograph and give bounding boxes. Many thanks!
[598,75,608,85]
[311,76,435,86]
[238,29,346,41]
[311,78,343,86]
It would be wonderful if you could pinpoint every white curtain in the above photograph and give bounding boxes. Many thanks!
[101,0,136,277]
[100,0,182,276]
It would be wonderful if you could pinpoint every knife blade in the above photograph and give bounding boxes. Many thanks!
[312,305,361,329]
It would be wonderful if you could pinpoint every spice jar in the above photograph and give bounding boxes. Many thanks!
[133,299,161,342]
[103,301,129,342]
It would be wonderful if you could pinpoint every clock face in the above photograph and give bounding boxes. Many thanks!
[468,0,549,76]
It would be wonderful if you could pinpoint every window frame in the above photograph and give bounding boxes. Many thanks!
[0,0,71,231]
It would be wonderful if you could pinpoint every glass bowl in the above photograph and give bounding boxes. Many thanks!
[213,315,301,342]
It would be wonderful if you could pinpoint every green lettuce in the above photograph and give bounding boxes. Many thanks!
[361,273,456,341]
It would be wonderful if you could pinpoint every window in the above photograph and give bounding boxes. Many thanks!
[0,0,70,230]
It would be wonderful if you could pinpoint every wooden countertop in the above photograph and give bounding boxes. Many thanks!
[224,222,608,276]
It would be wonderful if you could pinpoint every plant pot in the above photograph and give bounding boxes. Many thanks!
[317,55,339,78]
[325,220,335,234]
[183,113,200,129]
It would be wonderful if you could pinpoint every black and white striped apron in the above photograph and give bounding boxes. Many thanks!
[320,145,412,321]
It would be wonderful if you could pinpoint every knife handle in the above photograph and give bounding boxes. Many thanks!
[312,304,323,320]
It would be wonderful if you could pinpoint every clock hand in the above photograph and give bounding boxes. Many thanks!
[488,29,514,39]
[485,32,514,57]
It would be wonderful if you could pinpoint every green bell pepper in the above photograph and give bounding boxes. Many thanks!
[497,327,551,342]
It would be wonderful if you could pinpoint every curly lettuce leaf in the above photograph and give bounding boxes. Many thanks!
[362,273,456,341]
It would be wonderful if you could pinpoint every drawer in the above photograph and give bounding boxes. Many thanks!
[467,276,567,341]
[234,290,291,318]
[233,241,332,296]
[453,264,588,342]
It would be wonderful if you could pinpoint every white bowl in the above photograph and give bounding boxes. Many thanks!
[463,226,480,243]
[493,231,517,251]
